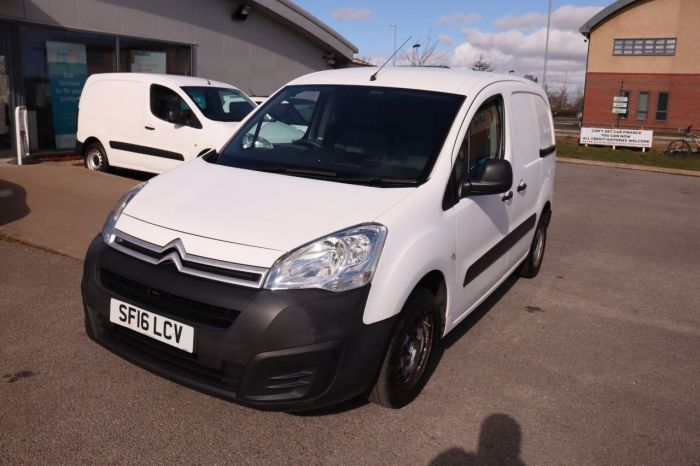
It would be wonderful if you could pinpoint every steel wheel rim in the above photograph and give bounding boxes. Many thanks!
[533,226,545,268]
[396,308,434,390]
[86,149,103,170]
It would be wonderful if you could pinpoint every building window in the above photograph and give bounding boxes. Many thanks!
[636,92,649,120]
[613,38,676,56]
[655,93,669,121]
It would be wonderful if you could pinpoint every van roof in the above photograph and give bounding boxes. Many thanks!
[85,73,240,90]
[288,67,537,96]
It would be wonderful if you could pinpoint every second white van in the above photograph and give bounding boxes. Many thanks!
[77,73,256,174]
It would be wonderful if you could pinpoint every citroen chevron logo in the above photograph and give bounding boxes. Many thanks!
[156,239,187,270]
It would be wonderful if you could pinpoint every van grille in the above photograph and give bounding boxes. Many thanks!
[100,268,240,328]
[109,232,268,288]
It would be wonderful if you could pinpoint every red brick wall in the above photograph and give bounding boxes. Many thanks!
[582,72,700,134]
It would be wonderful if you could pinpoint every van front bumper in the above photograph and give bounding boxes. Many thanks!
[81,236,396,411]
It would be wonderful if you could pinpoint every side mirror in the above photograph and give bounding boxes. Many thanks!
[460,159,513,197]
[166,108,184,124]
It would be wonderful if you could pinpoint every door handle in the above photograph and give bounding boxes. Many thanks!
[145,125,155,130]
[501,191,513,201]
[517,181,527,192]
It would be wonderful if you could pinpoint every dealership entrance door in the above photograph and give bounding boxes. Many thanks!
[0,23,15,156]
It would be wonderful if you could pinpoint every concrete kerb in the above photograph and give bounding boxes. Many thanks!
[557,157,700,177]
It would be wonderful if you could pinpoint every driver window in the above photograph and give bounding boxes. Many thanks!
[454,96,504,182]
[149,84,199,127]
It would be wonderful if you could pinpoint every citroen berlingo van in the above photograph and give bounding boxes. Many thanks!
[77,73,257,174]
[82,67,555,411]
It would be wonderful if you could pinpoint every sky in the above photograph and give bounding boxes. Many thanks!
[294,0,612,91]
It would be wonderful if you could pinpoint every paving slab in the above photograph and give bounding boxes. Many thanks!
[0,163,138,259]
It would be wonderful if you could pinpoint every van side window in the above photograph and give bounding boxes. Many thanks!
[443,96,505,210]
[455,96,504,182]
[150,84,200,127]
[532,95,554,150]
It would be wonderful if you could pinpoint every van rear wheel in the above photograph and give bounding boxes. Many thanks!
[369,288,440,409]
[84,142,109,172]
[520,216,547,278]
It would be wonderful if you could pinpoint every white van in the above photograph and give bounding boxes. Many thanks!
[76,73,256,174]
[82,67,556,411]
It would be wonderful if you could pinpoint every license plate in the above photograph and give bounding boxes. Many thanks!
[109,298,194,353]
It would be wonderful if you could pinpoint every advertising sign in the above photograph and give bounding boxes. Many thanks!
[580,127,654,149]
[130,51,166,73]
[46,41,87,149]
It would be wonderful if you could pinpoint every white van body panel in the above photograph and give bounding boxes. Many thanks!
[113,67,555,330]
[77,73,252,174]
[121,158,414,253]
[78,78,146,170]
[115,213,284,268]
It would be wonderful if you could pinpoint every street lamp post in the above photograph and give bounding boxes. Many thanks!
[389,24,397,66]
[542,0,552,88]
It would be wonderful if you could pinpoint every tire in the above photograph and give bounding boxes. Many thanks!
[520,214,548,278]
[84,141,109,171]
[369,288,441,409]
[664,140,691,158]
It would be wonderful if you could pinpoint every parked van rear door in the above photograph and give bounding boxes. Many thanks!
[85,79,145,169]
[507,91,546,266]
[140,84,201,172]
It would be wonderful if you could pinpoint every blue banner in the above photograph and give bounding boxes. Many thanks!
[46,41,87,149]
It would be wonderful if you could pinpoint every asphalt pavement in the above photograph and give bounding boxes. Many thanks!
[1,163,699,464]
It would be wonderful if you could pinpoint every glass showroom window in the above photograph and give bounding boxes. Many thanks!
[119,38,191,76]
[19,25,116,151]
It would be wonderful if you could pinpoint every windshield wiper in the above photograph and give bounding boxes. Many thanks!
[335,176,418,187]
[240,165,416,186]
[244,165,338,178]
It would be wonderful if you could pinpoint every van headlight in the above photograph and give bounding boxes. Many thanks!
[102,182,146,244]
[264,224,387,292]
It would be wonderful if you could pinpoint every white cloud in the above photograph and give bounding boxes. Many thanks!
[446,5,602,89]
[436,34,454,45]
[331,7,374,22]
[436,13,482,26]
[494,5,603,32]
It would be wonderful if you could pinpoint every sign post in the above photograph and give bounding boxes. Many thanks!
[14,106,29,165]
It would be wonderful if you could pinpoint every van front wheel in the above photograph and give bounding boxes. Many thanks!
[84,142,109,172]
[369,288,440,409]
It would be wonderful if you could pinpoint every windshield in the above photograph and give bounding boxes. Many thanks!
[212,85,465,186]
[181,86,255,122]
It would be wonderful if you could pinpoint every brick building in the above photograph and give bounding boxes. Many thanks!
[579,0,700,133]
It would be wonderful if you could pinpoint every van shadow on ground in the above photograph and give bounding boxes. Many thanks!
[0,179,30,227]
[429,413,526,466]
